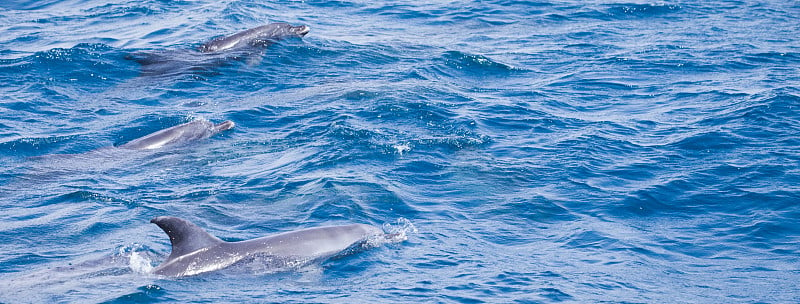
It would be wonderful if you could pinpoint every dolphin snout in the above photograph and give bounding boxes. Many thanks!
[295,25,310,37]
[214,120,235,131]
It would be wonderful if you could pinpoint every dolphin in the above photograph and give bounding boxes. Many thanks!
[121,119,234,150]
[127,22,310,75]
[149,216,384,277]
[199,22,310,53]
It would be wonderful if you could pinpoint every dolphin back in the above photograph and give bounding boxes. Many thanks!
[243,224,384,260]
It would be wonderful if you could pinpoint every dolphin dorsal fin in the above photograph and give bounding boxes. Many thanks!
[151,216,224,261]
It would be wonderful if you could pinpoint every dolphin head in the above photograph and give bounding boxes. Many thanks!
[291,25,310,37]
[256,23,310,40]
[214,120,235,132]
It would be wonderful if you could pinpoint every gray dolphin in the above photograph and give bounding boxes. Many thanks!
[199,22,310,53]
[149,216,384,277]
[127,23,309,75]
[121,119,234,150]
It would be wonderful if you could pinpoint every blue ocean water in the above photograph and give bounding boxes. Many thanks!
[1,0,799,302]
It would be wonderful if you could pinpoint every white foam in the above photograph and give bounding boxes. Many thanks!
[379,217,418,244]
[393,143,412,155]
[125,244,154,274]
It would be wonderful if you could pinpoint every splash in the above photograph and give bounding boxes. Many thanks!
[122,244,154,274]
[393,143,412,155]
[375,217,418,245]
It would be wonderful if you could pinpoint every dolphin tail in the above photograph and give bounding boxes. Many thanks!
[150,217,224,262]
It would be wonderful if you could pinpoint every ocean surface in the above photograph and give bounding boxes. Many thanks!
[1,0,799,302]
